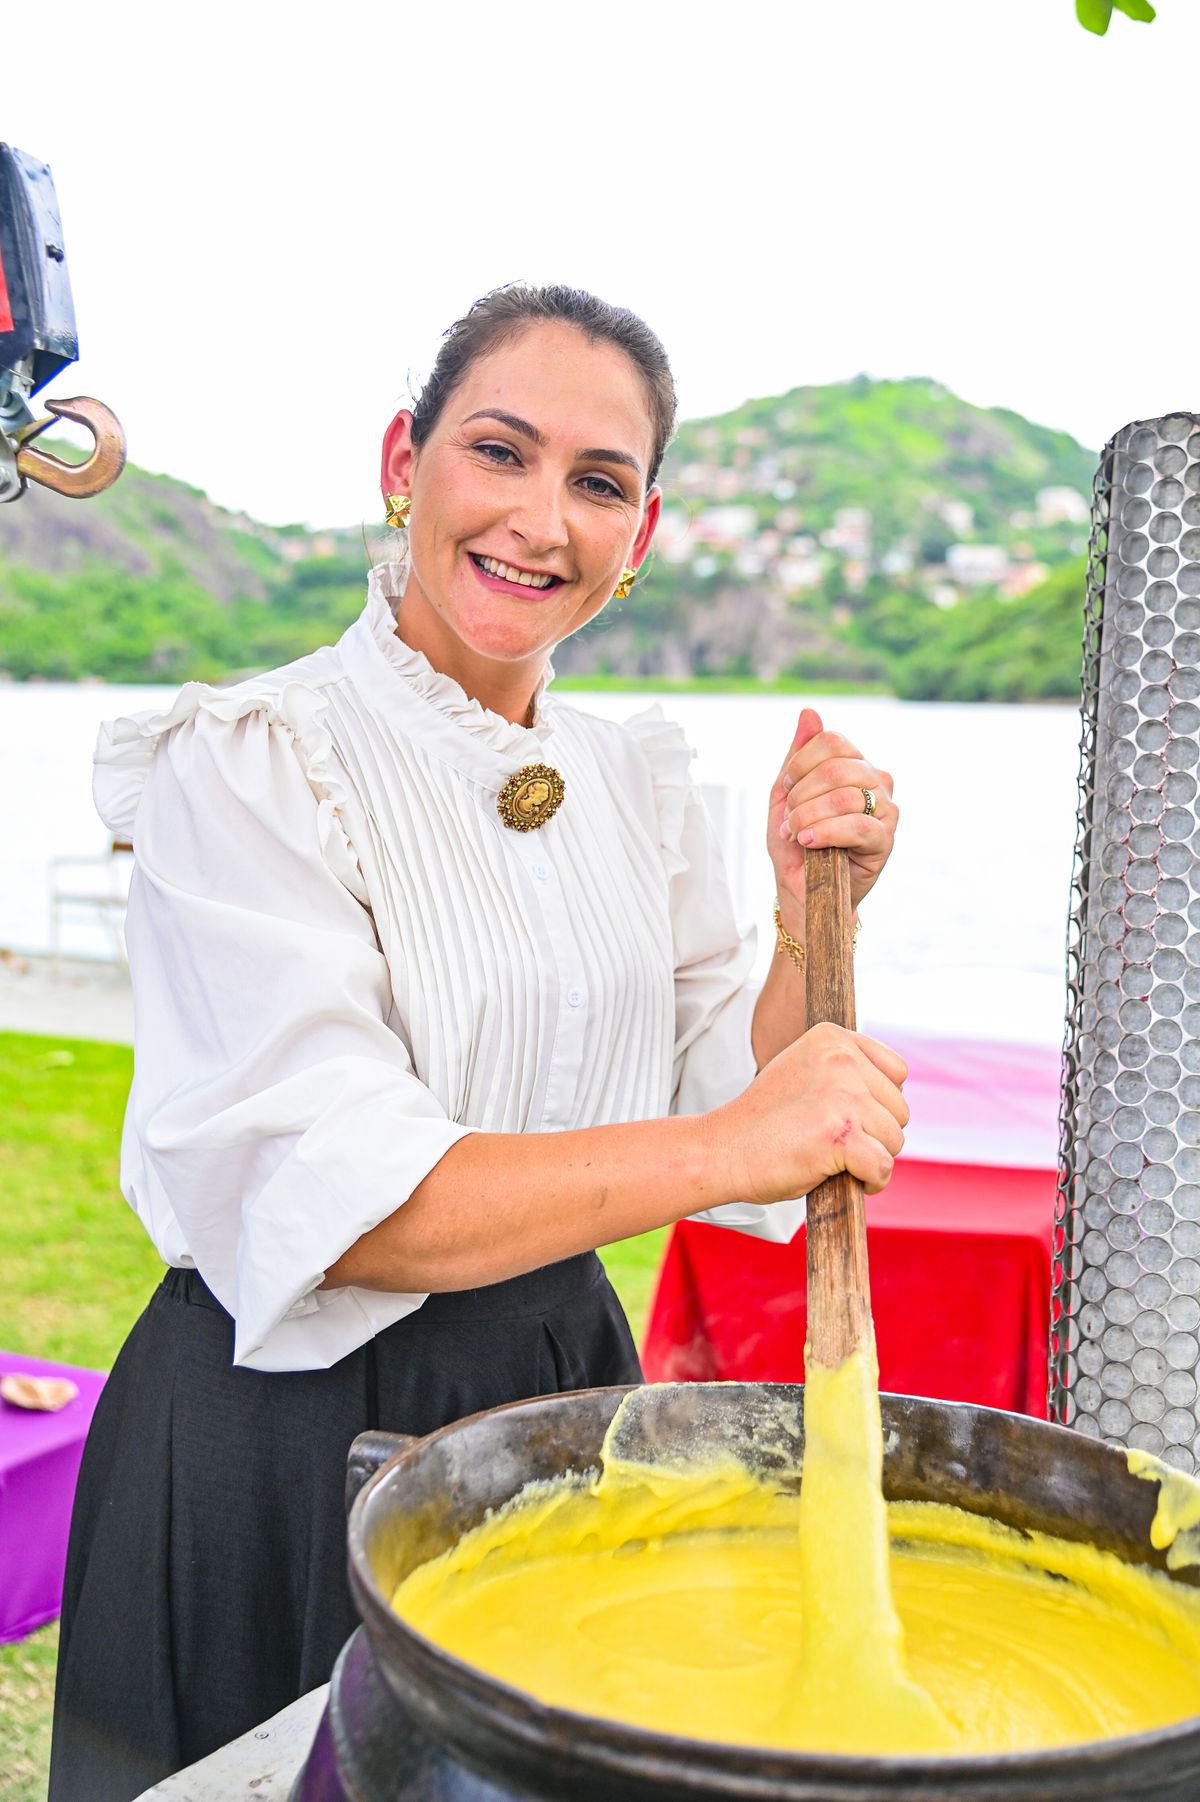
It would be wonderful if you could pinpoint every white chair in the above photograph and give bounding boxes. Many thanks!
[47,837,134,974]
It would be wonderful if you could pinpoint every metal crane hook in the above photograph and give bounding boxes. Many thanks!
[15,396,126,499]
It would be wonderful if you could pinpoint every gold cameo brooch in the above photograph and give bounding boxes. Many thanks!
[497,763,565,832]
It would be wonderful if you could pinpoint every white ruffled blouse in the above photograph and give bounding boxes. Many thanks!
[93,565,804,1372]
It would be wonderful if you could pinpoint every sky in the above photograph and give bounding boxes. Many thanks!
[5,0,1197,529]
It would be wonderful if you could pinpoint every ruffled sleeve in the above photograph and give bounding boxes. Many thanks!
[99,684,474,1370]
[625,705,805,1247]
[94,672,368,906]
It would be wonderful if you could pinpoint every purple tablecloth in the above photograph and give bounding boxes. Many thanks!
[0,1350,106,1643]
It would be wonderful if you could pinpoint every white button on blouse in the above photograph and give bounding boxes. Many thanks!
[93,563,805,1373]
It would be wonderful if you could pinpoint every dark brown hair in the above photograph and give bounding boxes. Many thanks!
[410,284,677,486]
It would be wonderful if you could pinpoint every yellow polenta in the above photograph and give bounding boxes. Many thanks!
[391,1365,1200,1756]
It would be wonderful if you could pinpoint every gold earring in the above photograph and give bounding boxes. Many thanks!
[613,565,637,601]
[385,493,411,530]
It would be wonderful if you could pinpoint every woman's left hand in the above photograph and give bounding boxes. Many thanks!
[768,707,898,914]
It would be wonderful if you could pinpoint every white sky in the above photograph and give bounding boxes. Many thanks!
[5,0,1197,528]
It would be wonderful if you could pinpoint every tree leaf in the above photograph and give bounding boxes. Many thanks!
[1113,0,1156,20]
[1076,0,1114,30]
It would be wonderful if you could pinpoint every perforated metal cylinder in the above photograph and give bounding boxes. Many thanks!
[1053,413,1200,1471]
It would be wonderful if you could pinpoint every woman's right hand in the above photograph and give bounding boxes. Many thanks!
[711,1022,909,1205]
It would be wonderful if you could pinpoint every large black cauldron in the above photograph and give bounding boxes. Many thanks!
[344,1383,1200,1801]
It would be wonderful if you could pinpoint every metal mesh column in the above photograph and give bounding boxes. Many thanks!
[1053,412,1200,1470]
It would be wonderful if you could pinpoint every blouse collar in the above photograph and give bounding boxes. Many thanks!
[365,562,555,750]
[337,564,558,786]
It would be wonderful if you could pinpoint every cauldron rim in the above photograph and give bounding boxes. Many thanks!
[346,1382,1200,1800]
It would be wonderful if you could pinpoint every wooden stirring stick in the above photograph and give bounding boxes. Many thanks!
[794,849,955,1751]
[803,845,871,1365]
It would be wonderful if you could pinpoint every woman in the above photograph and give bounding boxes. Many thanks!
[50,284,903,1799]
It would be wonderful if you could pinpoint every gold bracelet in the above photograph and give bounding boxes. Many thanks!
[773,903,806,972]
[774,904,860,970]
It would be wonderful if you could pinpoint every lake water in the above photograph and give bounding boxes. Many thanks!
[0,683,1084,1049]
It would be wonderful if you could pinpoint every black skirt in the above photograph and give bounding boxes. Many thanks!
[49,1252,641,1802]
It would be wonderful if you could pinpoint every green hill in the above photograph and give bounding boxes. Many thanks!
[668,375,1093,545]
[0,461,367,683]
[0,376,1098,699]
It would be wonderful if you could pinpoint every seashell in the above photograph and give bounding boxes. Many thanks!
[0,1373,79,1412]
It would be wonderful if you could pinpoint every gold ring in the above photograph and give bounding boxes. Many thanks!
[861,788,877,818]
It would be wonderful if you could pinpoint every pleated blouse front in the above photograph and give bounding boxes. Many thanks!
[93,565,802,1373]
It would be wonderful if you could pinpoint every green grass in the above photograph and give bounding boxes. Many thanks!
[0,1028,669,1800]
[0,1033,162,1369]
[0,1626,57,1802]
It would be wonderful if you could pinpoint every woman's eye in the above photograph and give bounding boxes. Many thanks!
[579,474,624,500]
[474,441,520,466]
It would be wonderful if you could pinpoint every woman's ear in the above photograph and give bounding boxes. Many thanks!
[380,409,416,502]
[630,484,663,570]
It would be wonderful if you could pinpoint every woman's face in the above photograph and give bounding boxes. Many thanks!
[381,322,661,681]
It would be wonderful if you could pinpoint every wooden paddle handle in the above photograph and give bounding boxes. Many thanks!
[804,846,872,1366]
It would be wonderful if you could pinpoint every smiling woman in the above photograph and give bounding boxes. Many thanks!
[50,284,908,1801]
[380,298,668,720]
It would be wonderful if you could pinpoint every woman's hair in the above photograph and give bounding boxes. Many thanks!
[409,284,677,486]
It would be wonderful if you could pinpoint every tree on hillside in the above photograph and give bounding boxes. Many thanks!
[890,559,1088,703]
[1076,0,1156,33]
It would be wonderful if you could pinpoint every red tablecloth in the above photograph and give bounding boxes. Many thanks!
[0,1350,106,1643]
[641,1159,1055,1419]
